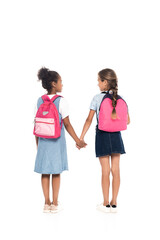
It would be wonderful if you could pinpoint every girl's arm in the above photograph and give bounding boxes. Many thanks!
[63,116,87,148]
[127,113,130,124]
[80,109,96,140]
[76,109,95,150]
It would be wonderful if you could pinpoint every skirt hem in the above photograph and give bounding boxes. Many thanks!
[34,168,69,174]
[96,151,126,158]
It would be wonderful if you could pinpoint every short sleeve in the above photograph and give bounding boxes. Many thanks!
[33,97,43,119]
[37,97,43,109]
[89,95,98,111]
[59,97,69,119]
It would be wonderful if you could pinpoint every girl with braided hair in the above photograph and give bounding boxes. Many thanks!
[77,68,130,213]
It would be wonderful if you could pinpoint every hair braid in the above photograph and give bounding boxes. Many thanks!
[98,68,118,120]
[111,84,118,119]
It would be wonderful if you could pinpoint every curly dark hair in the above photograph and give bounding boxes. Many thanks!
[98,68,118,120]
[37,67,60,94]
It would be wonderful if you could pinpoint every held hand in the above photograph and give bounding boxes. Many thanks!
[76,138,87,150]
[76,143,81,150]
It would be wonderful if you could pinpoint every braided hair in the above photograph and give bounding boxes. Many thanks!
[98,68,118,119]
[37,67,59,94]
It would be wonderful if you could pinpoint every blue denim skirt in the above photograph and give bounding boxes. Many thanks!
[95,125,126,157]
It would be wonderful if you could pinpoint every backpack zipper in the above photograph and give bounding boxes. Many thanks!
[34,117,55,125]
[35,121,54,124]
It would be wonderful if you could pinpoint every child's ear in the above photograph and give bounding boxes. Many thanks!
[104,80,108,86]
[51,82,56,88]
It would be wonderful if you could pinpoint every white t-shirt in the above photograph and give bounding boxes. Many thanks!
[34,94,69,119]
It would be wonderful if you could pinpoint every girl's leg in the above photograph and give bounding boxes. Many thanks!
[99,156,111,206]
[51,174,60,206]
[41,174,51,205]
[110,153,120,205]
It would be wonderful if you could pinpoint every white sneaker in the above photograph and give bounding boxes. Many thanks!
[43,204,51,213]
[96,203,111,213]
[50,202,63,213]
[110,205,117,213]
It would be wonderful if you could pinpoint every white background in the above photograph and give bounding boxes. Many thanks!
[1,0,160,239]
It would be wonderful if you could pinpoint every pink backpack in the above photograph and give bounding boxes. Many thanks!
[33,94,63,138]
[98,91,128,132]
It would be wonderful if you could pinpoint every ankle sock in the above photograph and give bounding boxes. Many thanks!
[106,204,110,208]
[111,205,117,208]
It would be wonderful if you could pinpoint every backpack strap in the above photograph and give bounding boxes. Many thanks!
[99,91,110,110]
[50,94,63,102]
[97,90,111,123]
[41,94,64,128]
[41,94,63,102]
[50,95,64,129]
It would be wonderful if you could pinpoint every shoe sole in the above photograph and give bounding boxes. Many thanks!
[110,208,117,213]
[43,210,51,213]
[50,210,58,214]
[50,208,63,213]
[96,207,111,213]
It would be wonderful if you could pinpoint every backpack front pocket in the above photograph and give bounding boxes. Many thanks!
[34,117,55,136]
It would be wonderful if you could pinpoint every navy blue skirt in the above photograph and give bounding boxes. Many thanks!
[95,125,126,157]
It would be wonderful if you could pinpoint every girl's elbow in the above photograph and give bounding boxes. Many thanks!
[64,123,69,129]
[86,118,92,124]
[63,121,71,129]
[127,118,130,124]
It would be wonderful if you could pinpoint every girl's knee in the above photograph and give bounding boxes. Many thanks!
[111,167,120,176]
[102,167,111,176]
